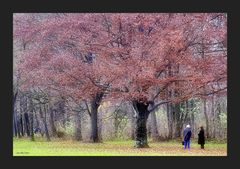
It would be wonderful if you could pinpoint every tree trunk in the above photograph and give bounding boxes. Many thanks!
[49,108,57,137]
[133,100,150,148]
[131,117,136,140]
[42,104,51,141]
[114,112,120,138]
[59,99,66,128]
[19,95,24,136]
[188,100,195,138]
[149,102,160,141]
[173,103,181,138]
[211,95,216,138]
[90,92,104,143]
[216,101,222,139]
[203,98,210,138]
[166,66,173,140]
[201,42,210,138]
[75,111,82,141]
[24,112,30,137]
[16,119,21,138]
[29,98,35,141]
[34,107,43,136]
[34,109,40,129]
[13,90,18,137]
[90,103,99,142]
[22,95,30,137]
[167,103,173,139]
[19,114,24,136]
[13,111,18,137]
[129,103,136,140]
[98,112,103,141]
[29,113,34,141]
[147,118,151,138]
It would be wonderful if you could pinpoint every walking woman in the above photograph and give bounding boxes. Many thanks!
[198,126,205,149]
[183,124,192,149]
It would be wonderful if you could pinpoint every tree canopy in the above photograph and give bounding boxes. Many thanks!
[13,13,227,106]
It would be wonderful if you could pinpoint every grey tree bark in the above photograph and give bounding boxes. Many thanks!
[29,97,35,141]
[149,101,160,141]
[75,110,82,141]
[49,108,57,137]
[40,104,50,141]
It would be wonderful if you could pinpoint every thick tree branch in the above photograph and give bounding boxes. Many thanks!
[148,100,170,113]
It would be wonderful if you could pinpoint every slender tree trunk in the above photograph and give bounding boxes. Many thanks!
[16,119,21,138]
[19,95,25,136]
[13,90,19,137]
[75,111,82,141]
[49,108,57,137]
[114,113,119,138]
[200,41,210,138]
[22,95,30,137]
[203,98,210,138]
[129,104,136,140]
[66,109,70,124]
[173,103,181,138]
[188,100,195,138]
[38,106,45,137]
[167,103,173,139]
[172,64,181,138]
[13,113,17,137]
[13,108,19,138]
[167,65,174,139]
[170,103,178,138]
[24,112,30,137]
[147,117,151,139]
[34,109,40,128]
[131,117,136,140]
[211,95,216,138]
[133,100,150,148]
[149,101,160,141]
[42,104,51,141]
[13,123,16,137]
[98,112,103,141]
[29,98,34,141]
[34,107,42,136]
[216,102,222,139]
[19,114,24,136]
[29,112,34,141]
[59,99,66,128]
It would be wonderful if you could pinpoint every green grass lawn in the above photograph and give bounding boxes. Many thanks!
[13,138,227,156]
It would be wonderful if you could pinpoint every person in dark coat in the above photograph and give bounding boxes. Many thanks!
[198,126,205,149]
[183,124,192,149]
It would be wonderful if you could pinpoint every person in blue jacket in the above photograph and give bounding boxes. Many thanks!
[183,124,192,149]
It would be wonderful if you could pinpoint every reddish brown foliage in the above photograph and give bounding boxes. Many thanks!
[13,13,227,103]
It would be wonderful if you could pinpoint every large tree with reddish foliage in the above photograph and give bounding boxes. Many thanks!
[13,13,227,147]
